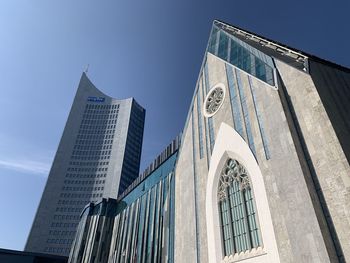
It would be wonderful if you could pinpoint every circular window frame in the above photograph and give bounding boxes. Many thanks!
[203,83,226,118]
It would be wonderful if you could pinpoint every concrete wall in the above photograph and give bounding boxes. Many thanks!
[309,60,350,163]
[276,59,350,262]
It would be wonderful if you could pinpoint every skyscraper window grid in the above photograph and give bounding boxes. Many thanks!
[25,73,145,256]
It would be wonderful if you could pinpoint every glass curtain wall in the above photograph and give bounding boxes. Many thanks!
[208,25,275,86]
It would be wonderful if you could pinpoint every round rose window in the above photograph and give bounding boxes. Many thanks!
[203,83,225,117]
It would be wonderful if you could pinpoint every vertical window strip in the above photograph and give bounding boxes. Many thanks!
[121,204,132,261]
[248,76,271,160]
[235,68,257,157]
[136,195,147,262]
[225,64,245,138]
[157,178,170,262]
[115,211,125,262]
[126,200,139,261]
[74,172,174,263]
[202,76,211,167]
[208,26,275,86]
[191,111,201,263]
[208,25,219,54]
[146,187,156,262]
[157,180,166,262]
[154,181,163,261]
[204,62,215,153]
[214,29,220,56]
[141,191,151,263]
[123,204,134,261]
[204,62,210,93]
[208,118,215,153]
[168,172,175,263]
[244,189,261,247]
[250,53,256,76]
[196,85,204,159]
[227,187,236,255]
[227,36,232,62]
[159,177,167,262]
[220,199,234,256]
[229,182,250,252]
[218,31,229,61]
[110,215,119,258]
[118,208,129,262]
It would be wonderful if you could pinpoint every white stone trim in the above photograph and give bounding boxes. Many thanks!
[203,83,226,118]
[206,122,280,263]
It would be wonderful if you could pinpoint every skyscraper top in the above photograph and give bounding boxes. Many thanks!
[78,72,145,107]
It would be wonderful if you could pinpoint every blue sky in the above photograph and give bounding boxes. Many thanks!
[0,0,349,251]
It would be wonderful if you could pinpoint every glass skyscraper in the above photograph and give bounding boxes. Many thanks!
[25,72,145,256]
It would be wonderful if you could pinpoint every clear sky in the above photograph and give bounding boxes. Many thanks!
[0,0,349,251]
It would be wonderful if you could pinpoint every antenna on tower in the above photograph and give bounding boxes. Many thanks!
[84,64,90,74]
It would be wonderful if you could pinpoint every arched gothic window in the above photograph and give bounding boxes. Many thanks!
[218,158,261,257]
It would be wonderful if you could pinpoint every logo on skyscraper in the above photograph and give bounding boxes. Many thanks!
[87,96,105,102]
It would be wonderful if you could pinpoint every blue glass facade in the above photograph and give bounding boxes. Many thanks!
[208,118,215,153]
[68,145,178,263]
[119,153,177,206]
[119,99,146,195]
[208,24,275,86]
[225,63,272,160]
[235,68,256,157]
[248,76,271,159]
[196,82,204,159]
[225,65,245,139]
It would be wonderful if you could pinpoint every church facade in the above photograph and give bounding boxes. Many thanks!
[69,20,350,263]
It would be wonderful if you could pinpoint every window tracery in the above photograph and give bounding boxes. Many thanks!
[218,158,261,257]
[204,85,225,117]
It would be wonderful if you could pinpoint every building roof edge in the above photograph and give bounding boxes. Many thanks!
[213,19,350,73]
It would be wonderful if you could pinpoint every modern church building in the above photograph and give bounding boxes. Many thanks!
[36,18,350,263]
[25,73,145,256]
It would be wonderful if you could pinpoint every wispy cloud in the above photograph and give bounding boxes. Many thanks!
[0,159,50,175]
